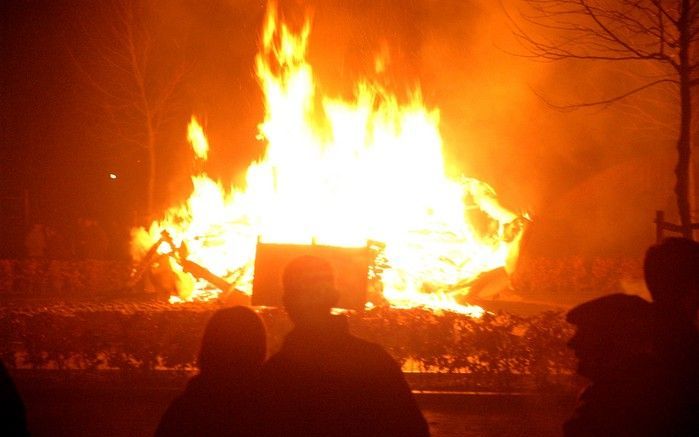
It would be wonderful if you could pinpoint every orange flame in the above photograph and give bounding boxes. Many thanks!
[187,116,209,160]
[131,2,526,316]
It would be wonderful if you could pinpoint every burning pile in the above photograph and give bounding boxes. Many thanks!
[131,2,526,316]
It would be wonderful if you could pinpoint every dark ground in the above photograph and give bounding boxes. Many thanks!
[15,375,576,437]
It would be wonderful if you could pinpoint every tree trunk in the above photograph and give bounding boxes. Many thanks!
[146,121,156,221]
[674,0,693,239]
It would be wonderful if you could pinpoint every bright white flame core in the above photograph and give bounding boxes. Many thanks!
[131,4,524,316]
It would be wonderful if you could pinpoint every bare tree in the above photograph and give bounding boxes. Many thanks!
[73,0,188,219]
[507,0,699,238]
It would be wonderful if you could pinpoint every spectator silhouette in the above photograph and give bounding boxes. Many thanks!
[644,237,699,435]
[563,293,663,437]
[45,225,72,260]
[0,360,30,437]
[155,306,266,437]
[258,255,429,437]
[24,223,46,258]
[74,217,108,259]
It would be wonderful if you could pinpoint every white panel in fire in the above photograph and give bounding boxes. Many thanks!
[251,242,369,310]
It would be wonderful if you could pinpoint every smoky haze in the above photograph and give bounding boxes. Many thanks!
[1,0,687,258]
[276,0,684,257]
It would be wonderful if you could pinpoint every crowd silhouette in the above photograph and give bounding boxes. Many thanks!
[564,237,699,436]
[155,255,428,437]
[2,239,698,436]
[23,217,119,260]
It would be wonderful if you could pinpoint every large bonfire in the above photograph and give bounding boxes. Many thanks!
[131,2,526,316]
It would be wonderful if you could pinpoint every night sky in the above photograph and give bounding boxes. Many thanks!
[2,1,264,220]
[1,0,687,257]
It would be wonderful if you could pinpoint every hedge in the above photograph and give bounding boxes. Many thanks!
[0,256,642,390]
[0,300,576,391]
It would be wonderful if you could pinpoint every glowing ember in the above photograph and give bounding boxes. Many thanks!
[131,2,526,316]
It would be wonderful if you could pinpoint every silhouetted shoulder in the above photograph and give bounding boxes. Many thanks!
[263,256,429,436]
[0,361,29,437]
[563,361,670,437]
[155,375,260,437]
[156,307,266,437]
[644,238,699,435]
[260,318,429,437]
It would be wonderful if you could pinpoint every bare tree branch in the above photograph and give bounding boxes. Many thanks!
[69,0,190,217]
[531,78,678,110]
[506,0,698,238]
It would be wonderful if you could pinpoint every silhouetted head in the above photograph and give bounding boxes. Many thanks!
[567,293,653,381]
[282,255,339,327]
[198,306,266,377]
[644,237,699,322]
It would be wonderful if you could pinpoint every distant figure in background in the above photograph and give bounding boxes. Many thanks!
[644,237,699,436]
[74,217,108,259]
[155,306,266,437]
[259,255,429,437]
[45,225,72,259]
[563,293,663,436]
[24,223,46,258]
[0,360,30,437]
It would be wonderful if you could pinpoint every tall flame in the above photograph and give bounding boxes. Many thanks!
[131,3,526,316]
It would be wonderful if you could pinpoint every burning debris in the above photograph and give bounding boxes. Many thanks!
[130,2,527,315]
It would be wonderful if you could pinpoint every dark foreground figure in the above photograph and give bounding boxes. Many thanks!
[565,237,699,437]
[1,360,29,437]
[259,255,430,437]
[564,293,665,436]
[155,306,266,437]
[644,237,699,435]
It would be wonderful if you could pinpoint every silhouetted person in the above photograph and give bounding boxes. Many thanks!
[45,225,72,259]
[563,293,665,437]
[155,306,266,437]
[258,255,429,437]
[24,223,46,258]
[0,360,29,437]
[644,237,699,436]
[74,217,108,259]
